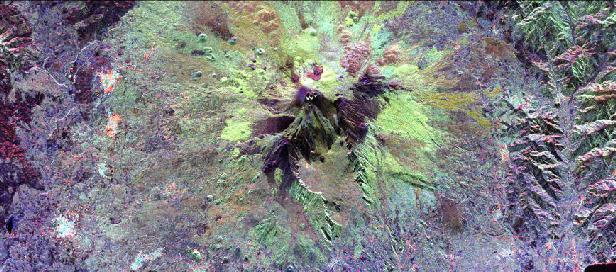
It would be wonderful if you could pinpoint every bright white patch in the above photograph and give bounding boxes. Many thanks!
[53,215,76,238]
[97,162,108,178]
[130,247,164,271]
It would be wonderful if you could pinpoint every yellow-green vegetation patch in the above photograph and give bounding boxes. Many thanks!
[415,90,491,128]
[220,120,252,142]
[370,92,448,190]
[274,168,283,185]
[281,28,321,62]
[373,2,413,22]
[388,64,427,91]
[415,90,477,109]
[375,91,444,152]
[422,46,452,66]
[272,168,283,195]
[220,69,262,99]
[382,45,454,92]
[217,104,260,143]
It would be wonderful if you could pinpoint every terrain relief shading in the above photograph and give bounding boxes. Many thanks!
[1,1,615,271]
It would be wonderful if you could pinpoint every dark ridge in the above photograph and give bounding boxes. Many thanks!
[478,1,519,22]
[351,74,389,98]
[63,1,136,45]
[335,97,379,147]
[5,216,14,233]
[457,1,519,25]
[585,263,616,272]
[262,137,298,196]
[321,226,332,241]
[252,116,296,137]
[72,66,97,104]
[262,137,291,174]
[335,74,391,146]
